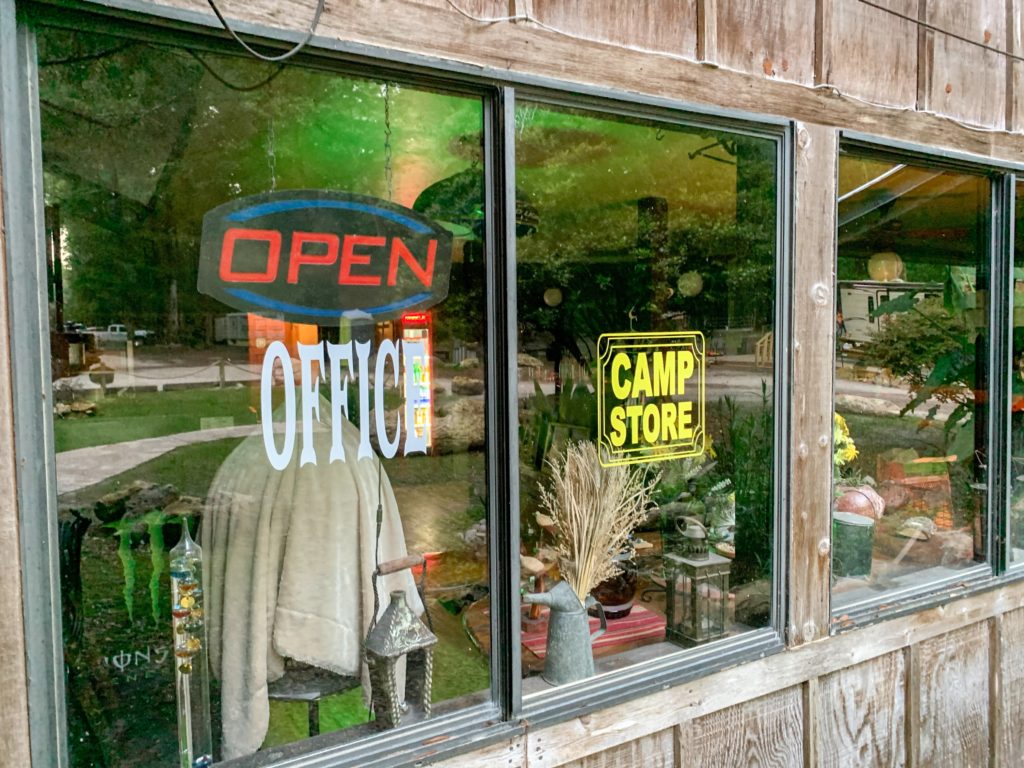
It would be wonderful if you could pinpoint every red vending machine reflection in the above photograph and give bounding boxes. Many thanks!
[401,312,433,449]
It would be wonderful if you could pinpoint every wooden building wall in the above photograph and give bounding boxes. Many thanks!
[2,0,1024,767]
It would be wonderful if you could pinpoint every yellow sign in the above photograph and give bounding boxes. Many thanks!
[596,331,705,467]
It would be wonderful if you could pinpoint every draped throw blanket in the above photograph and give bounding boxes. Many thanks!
[203,416,421,759]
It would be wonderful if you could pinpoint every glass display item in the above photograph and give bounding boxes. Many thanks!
[665,551,731,646]
[170,526,213,768]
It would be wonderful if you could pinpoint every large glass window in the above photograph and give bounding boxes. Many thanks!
[40,28,491,765]
[1011,180,1024,566]
[513,102,779,690]
[833,152,990,611]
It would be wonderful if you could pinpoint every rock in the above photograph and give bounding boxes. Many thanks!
[520,555,548,577]
[879,481,912,511]
[732,579,771,627]
[461,519,487,559]
[433,398,485,454]
[94,480,155,523]
[935,529,974,564]
[125,483,180,516]
[451,376,484,395]
[834,394,901,417]
[457,357,480,369]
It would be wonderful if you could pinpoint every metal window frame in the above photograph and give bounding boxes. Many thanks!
[831,133,1024,630]
[3,2,795,767]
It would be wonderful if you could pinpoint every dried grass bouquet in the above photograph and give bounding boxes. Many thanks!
[539,441,660,602]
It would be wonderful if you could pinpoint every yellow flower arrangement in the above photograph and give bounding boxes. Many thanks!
[833,413,858,469]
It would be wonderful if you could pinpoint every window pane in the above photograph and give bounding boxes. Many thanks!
[833,155,990,610]
[513,102,778,691]
[40,28,490,765]
[1011,181,1024,565]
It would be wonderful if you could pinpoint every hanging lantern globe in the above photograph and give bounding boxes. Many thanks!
[867,251,903,281]
[543,287,563,307]
[677,271,703,298]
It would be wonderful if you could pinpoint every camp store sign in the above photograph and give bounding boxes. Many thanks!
[198,190,452,468]
[596,331,706,467]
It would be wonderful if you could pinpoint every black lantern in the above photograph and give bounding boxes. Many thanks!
[665,551,731,646]
[364,590,437,729]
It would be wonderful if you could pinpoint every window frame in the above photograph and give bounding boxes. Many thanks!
[1,2,794,767]
[830,133,1024,630]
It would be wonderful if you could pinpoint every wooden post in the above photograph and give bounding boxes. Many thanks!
[788,122,837,647]
[0,102,32,768]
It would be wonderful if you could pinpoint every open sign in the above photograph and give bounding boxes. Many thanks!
[198,190,454,323]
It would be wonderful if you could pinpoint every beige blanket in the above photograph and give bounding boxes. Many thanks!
[203,416,420,760]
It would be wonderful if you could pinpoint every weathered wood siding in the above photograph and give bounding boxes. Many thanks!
[998,608,1024,764]
[924,0,1006,128]
[139,0,1024,151]
[681,688,804,768]
[816,653,905,768]
[816,0,918,109]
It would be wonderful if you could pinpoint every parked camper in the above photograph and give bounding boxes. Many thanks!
[836,281,943,345]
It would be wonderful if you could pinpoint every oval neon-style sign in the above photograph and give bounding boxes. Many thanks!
[198,190,454,323]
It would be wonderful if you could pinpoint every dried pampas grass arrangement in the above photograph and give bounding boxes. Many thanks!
[539,441,659,603]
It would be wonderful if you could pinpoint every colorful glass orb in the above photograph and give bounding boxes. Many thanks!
[190,607,204,620]
[179,581,197,593]
[178,661,192,674]
[179,595,195,609]
[186,637,202,653]
[175,623,187,635]
[172,608,191,619]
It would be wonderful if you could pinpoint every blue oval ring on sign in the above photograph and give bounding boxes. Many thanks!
[198,190,454,324]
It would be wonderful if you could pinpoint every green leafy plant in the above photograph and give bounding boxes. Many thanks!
[710,385,773,585]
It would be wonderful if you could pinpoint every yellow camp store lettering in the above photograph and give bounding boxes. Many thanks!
[597,332,705,466]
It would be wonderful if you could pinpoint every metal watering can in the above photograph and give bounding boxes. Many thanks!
[522,580,607,685]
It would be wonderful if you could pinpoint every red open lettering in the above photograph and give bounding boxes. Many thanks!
[288,231,339,284]
[220,228,281,283]
[387,237,435,288]
[340,235,384,286]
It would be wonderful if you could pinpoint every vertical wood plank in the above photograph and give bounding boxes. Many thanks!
[802,678,819,768]
[0,108,32,767]
[915,624,990,767]
[904,645,920,768]
[1012,0,1024,132]
[816,652,906,768]
[714,0,815,84]
[916,0,932,113]
[556,729,675,768]
[697,0,718,63]
[989,616,1002,768]
[998,608,1024,764]
[1006,0,1016,131]
[530,0,698,58]
[818,0,918,108]
[681,687,803,768]
[788,122,837,647]
[927,0,1006,127]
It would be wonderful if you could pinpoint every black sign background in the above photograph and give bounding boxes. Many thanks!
[198,190,453,323]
